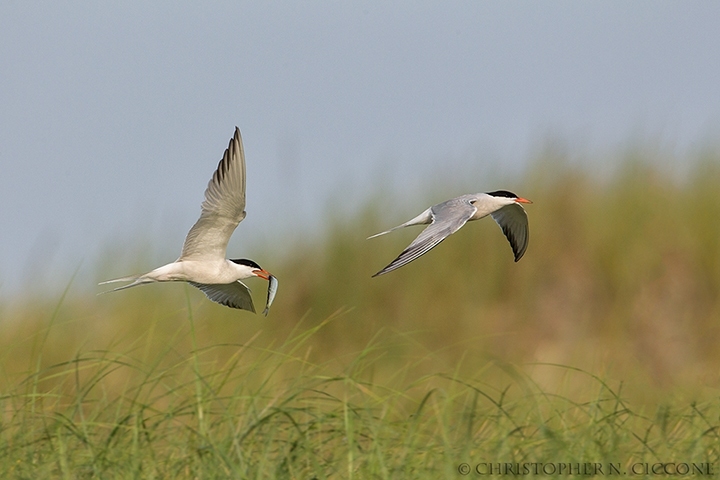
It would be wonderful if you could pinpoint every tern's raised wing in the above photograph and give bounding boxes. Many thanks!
[180,127,247,261]
[189,281,255,312]
[372,198,477,277]
[490,203,529,261]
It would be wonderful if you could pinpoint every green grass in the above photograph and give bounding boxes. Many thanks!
[1,310,719,478]
[2,151,720,477]
[2,306,719,478]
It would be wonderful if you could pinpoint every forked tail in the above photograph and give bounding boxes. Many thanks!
[367,208,433,239]
[97,275,155,294]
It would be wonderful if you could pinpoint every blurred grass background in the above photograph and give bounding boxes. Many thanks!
[2,147,720,476]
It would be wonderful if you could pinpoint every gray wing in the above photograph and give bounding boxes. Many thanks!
[372,198,477,277]
[180,127,247,261]
[189,281,256,312]
[490,203,529,261]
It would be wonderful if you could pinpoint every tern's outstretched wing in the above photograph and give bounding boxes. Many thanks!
[372,198,477,277]
[189,281,255,312]
[490,203,529,261]
[180,127,247,261]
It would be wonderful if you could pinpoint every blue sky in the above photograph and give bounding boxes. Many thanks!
[1,2,719,297]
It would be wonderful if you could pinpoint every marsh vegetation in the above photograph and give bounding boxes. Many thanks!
[2,150,720,477]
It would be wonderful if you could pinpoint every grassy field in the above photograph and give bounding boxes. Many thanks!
[2,152,720,477]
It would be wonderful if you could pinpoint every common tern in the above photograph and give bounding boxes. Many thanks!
[369,190,531,277]
[100,127,277,314]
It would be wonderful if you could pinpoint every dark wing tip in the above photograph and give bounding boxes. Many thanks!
[504,224,527,262]
[221,298,256,312]
[491,204,529,263]
[370,243,416,277]
[189,281,256,312]
[370,257,402,277]
[211,127,243,183]
[370,237,437,277]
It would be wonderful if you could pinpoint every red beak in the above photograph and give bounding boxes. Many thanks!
[254,269,271,280]
[515,197,532,204]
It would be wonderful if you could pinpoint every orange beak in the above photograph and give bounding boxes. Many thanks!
[254,269,272,280]
[515,197,532,204]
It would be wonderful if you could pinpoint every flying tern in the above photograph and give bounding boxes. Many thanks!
[369,190,532,277]
[100,127,277,314]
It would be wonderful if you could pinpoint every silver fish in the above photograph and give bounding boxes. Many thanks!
[263,274,278,316]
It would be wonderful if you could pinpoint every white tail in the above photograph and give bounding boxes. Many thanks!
[97,275,155,294]
[98,275,140,286]
[367,208,433,239]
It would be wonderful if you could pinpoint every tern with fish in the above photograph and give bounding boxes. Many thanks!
[100,127,277,315]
